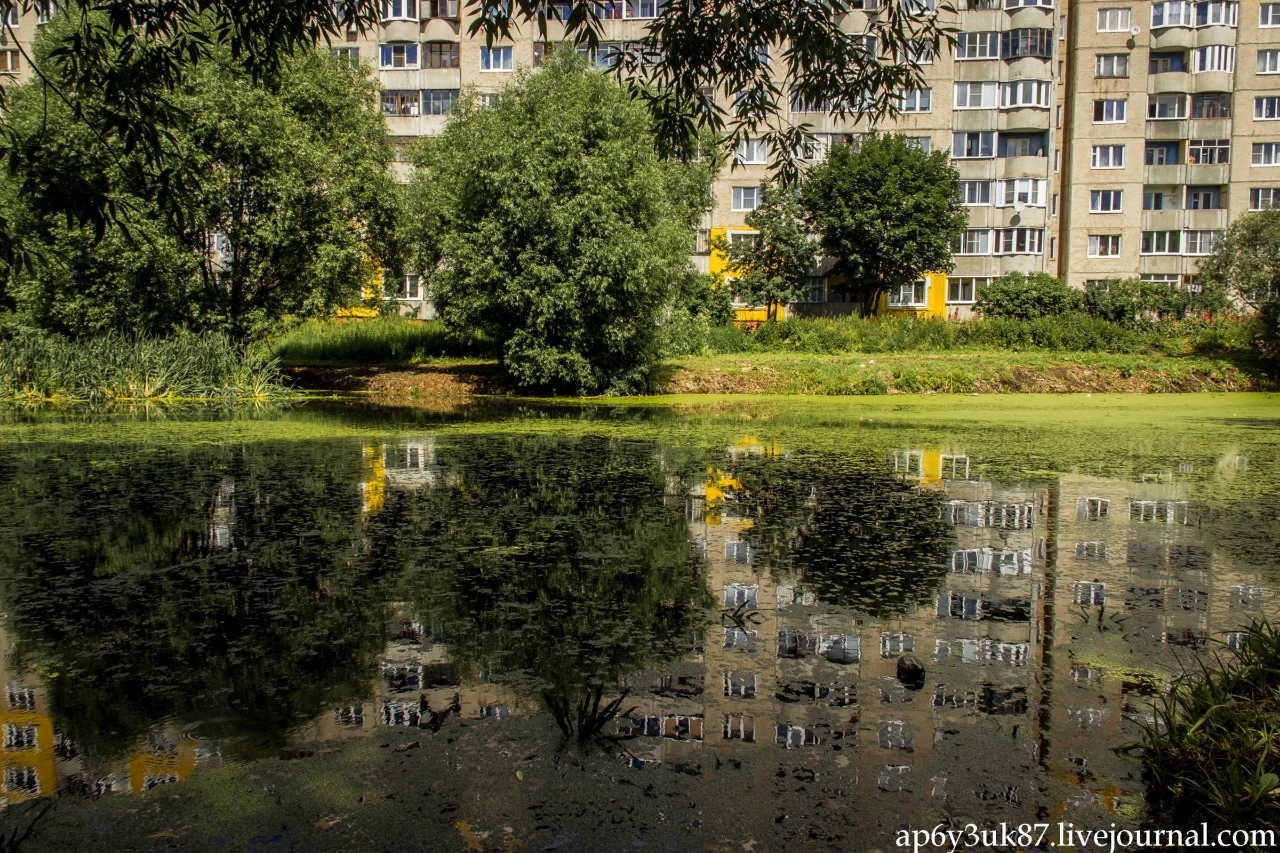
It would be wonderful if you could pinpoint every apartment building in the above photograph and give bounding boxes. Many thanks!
[1,2,1275,313]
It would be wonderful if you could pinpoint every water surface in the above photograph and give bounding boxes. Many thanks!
[0,395,1276,851]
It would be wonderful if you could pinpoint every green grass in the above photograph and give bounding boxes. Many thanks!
[268,318,482,366]
[0,331,291,402]
[1127,621,1280,830]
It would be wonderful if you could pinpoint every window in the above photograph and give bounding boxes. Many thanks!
[956,31,999,60]
[380,43,420,69]
[1073,582,1106,606]
[1194,1,1236,26]
[953,131,995,158]
[1000,134,1046,157]
[1,7,16,27]
[1142,230,1181,253]
[995,228,1043,254]
[1093,99,1126,122]
[625,0,664,17]
[1250,188,1280,209]
[1191,94,1230,118]
[1096,8,1131,30]
[1144,190,1173,209]
[330,46,359,62]
[1091,145,1124,167]
[723,671,756,698]
[1001,80,1051,108]
[1001,29,1053,58]
[954,82,997,109]
[801,277,825,303]
[478,46,514,71]
[1262,3,1280,26]
[1260,50,1280,74]
[423,89,459,115]
[947,278,983,303]
[955,229,991,254]
[1188,138,1229,164]
[1005,0,1053,7]
[959,180,992,205]
[1148,94,1188,119]
[423,42,459,68]
[1193,45,1234,72]
[382,0,418,18]
[723,713,755,742]
[384,273,421,299]
[1186,186,1222,209]
[999,178,1045,206]
[905,136,931,153]
[1152,0,1191,26]
[1095,54,1129,77]
[888,280,927,307]
[1146,141,1180,164]
[426,0,460,16]
[0,50,17,73]
[898,88,931,112]
[1088,235,1122,257]
[1257,97,1280,120]
[1149,52,1186,74]
[1090,189,1123,212]
[1254,143,1280,165]
[1185,230,1221,254]
[732,186,760,211]
[735,138,768,165]
[381,90,420,116]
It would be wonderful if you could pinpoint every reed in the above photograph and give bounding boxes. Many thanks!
[269,318,482,366]
[0,331,291,402]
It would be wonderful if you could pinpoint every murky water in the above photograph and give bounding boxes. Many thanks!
[0,396,1276,851]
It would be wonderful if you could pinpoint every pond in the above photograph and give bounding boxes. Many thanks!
[0,394,1276,851]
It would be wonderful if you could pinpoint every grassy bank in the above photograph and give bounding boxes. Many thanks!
[1130,621,1280,829]
[269,317,484,366]
[0,332,291,402]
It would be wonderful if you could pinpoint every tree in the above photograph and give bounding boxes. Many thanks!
[0,20,398,339]
[407,54,719,394]
[975,272,1082,321]
[711,183,817,322]
[799,133,966,317]
[1198,210,1280,358]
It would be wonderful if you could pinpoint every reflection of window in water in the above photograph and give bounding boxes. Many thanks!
[723,627,757,650]
[890,451,924,480]
[935,637,1030,665]
[775,724,821,748]
[382,663,424,692]
[650,674,704,696]
[1128,499,1193,524]
[1231,585,1265,608]
[3,767,38,795]
[1163,628,1207,648]
[1072,581,1105,606]
[1074,541,1107,561]
[723,671,756,698]
[382,702,421,727]
[1226,631,1249,650]
[877,721,912,749]
[880,633,914,657]
[332,705,365,727]
[145,773,180,790]
[1165,587,1209,611]
[619,714,704,742]
[937,591,985,620]
[723,540,752,564]
[933,686,978,708]
[2,724,37,750]
[776,630,816,658]
[722,582,758,609]
[776,585,795,608]
[5,684,34,711]
[723,713,755,742]
[478,705,510,719]
[941,454,970,480]
[692,537,707,561]
[818,634,861,664]
[1067,707,1108,729]
[878,764,911,792]
[1071,667,1104,684]
[941,500,1034,529]
[949,547,1031,575]
[1076,497,1109,519]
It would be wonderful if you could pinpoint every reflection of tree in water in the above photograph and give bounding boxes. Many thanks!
[0,442,393,760]
[396,435,713,741]
[727,453,953,617]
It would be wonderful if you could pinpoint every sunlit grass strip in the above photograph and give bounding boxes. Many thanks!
[268,318,483,366]
[0,332,293,402]
[1126,620,1280,830]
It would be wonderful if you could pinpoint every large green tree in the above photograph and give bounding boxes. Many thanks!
[711,182,817,322]
[1198,210,1280,359]
[799,133,966,316]
[0,19,398,338]
[407,54,719,394]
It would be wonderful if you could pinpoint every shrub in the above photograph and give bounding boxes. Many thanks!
[974,272,1083,320]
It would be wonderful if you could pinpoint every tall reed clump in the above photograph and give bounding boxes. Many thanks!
[270,318,483,366]
[0,331,291,402]
[1127,621,1280,830]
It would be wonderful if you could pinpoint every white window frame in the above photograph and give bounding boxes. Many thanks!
[1090,145,1124,168]
[731,186,761,211]
[1152,1,1191,27]
[994,228,1044,255]
[1090,189,1123,212]
[1262,3,1280,26]
[1095,53,1129,77]
[479,46,513,71]
[997,178,1045,207]
[955,229,992,255]
[380,42,420,69]
[898,88,932,112]
[1184,230,1221,255]
[734,138,768,165]
[1096,7,1131,31]
[1148,93,1188,120]
[955,31,999,60]
[952,131,995,158]
[1088,234,1122,257]
[1194,1,1236,26]
[1253,142,1280,166]
[953,81,997,109]
[1093,99,1126,123]
[382,0,419,20]
[946,277,985,303]
[1260,49,1280,74]
[1000,80,1051,109]
[1141,230,1181,254]
[1256,97,1280,121]
[1193,45,1234,73]
[959,180,992,205]
[887,280,928,308]
[1249,187,1280,210]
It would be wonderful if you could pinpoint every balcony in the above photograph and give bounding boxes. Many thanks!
[1184,208,1228,229]
[1150,28,1196,50]
[1143,210,1182,230]
[998,155,1051,179]
[1144,164,1185,183]
[381,20,421,41]
[1150,72,1191,94]
[1186,117,1232,138]
[1190,70,1234,93]
[1186,163,1229,184]
[1006,6,1052,29]
[999,107,1051,132]
[952,111,998,132]
[1145,120,1187,140]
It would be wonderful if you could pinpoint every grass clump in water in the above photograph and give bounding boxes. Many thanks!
[0,331,290,402]
[1129,620,1280,830]
[269,318,483,366]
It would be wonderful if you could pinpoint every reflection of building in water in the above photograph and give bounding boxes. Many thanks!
[0,671,55,806]
[362,438,462,514]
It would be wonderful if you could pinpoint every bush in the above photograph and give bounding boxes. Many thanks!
[975,272,1083,320]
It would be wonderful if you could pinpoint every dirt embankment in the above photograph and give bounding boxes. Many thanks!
[286,364,505,398]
